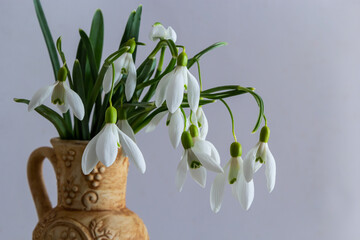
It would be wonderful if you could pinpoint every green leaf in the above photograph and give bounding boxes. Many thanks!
[72,60,86,104]
[14,98,70,139]
[89,9,104,70]
[79,29,98,82]
[135,58,157,98]
[120,5,142,62]
[187,42,227,69]
[33,0,60,80]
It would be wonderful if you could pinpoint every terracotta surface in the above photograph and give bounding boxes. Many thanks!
[27,138,149,240]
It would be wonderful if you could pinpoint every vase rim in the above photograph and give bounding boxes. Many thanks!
[50,137,89,147]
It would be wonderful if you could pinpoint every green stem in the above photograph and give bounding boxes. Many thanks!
[156,47,166,77]
[109,62,115,106]
[196,60,202,91]
[219,98,237,142]
[180,107,187,130]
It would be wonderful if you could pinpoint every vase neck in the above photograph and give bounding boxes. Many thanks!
[51,138,128,211]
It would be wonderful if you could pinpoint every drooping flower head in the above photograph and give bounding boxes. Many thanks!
[191,107,208,140]
[155,51,200,113]
[103,39,137,101]
[81,106,146,175]
[116,109,136,142]
[176,126,223,192]
[210,142,255,213]
[149,22,177,42]
[28,66,85,120]
[243,126,276,193]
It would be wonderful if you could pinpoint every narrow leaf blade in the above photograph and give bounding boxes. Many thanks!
[33,0,60,80]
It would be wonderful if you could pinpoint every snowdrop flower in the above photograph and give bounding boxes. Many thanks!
[155,51,200,114]
[191,107,208,139]
[82,106,146,175]
[103,39,137,101]
[28,66,84,120]
[145,108,184,148]
[116,109,136,142]
[210,142,254,213]
[117,120,136,142]
[149,22,177,42]
[176,126,223,192]
[243,126,276,193]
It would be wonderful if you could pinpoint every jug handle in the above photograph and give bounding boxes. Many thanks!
[27,147,57,220]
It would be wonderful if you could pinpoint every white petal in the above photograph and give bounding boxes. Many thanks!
[154,71,172,107]
[103,56,124,93]
[57,102,70,113]
[166,67,186,113]
[198,108,209,139]
[96,124,119,167]
[168,109,184,148]
[117,126,146,174]
[192,142,223,173]
[28,83,56,111]
[113,55,126,85]
[81,131,102,175]
[210,171,227,213]
[176,152,188,192]
[64,85,85,120]
[265,144,276,193]
[235,173,255,211]
[117,120,136,142]
[207,141,221,165]
[166,26,177,42]
[190,111,198,127]
[145,111,168,133]
[243,142,261,182]
[125,55,137,101]
[186,70,200,112]
[149,24,167,41]
[103,66,114,94]
[189,166,207,188]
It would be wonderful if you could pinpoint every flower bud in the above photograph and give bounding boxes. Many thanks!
[105,106,117,124]
[228,157,240,184]
[177,51,188,67]
[57,66,67,82]
[181,131,194,149]
[230,142,242,157]
[125,38,136,54]
[259,126,270,143]
[189,124,199,138]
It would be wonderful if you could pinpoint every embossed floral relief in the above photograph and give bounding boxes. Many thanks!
[62,149,76,168]
[62,177,79,205]
[90,219,118,240]
[85,166,106,188]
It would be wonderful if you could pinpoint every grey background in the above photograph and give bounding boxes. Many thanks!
[1,0,360,239]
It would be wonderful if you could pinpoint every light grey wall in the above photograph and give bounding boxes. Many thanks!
[1,0,360,239]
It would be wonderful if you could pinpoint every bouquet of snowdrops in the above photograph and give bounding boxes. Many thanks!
[15,0,276,213]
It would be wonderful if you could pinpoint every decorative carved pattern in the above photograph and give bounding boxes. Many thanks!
[81,191,99,211]
[62,149,76,168]
[46,227,81,240]
[89,219,118,240]
[62,177,79,205]
[86,166,106,188]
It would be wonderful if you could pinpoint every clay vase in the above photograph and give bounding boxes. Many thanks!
[28,138,149,240]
